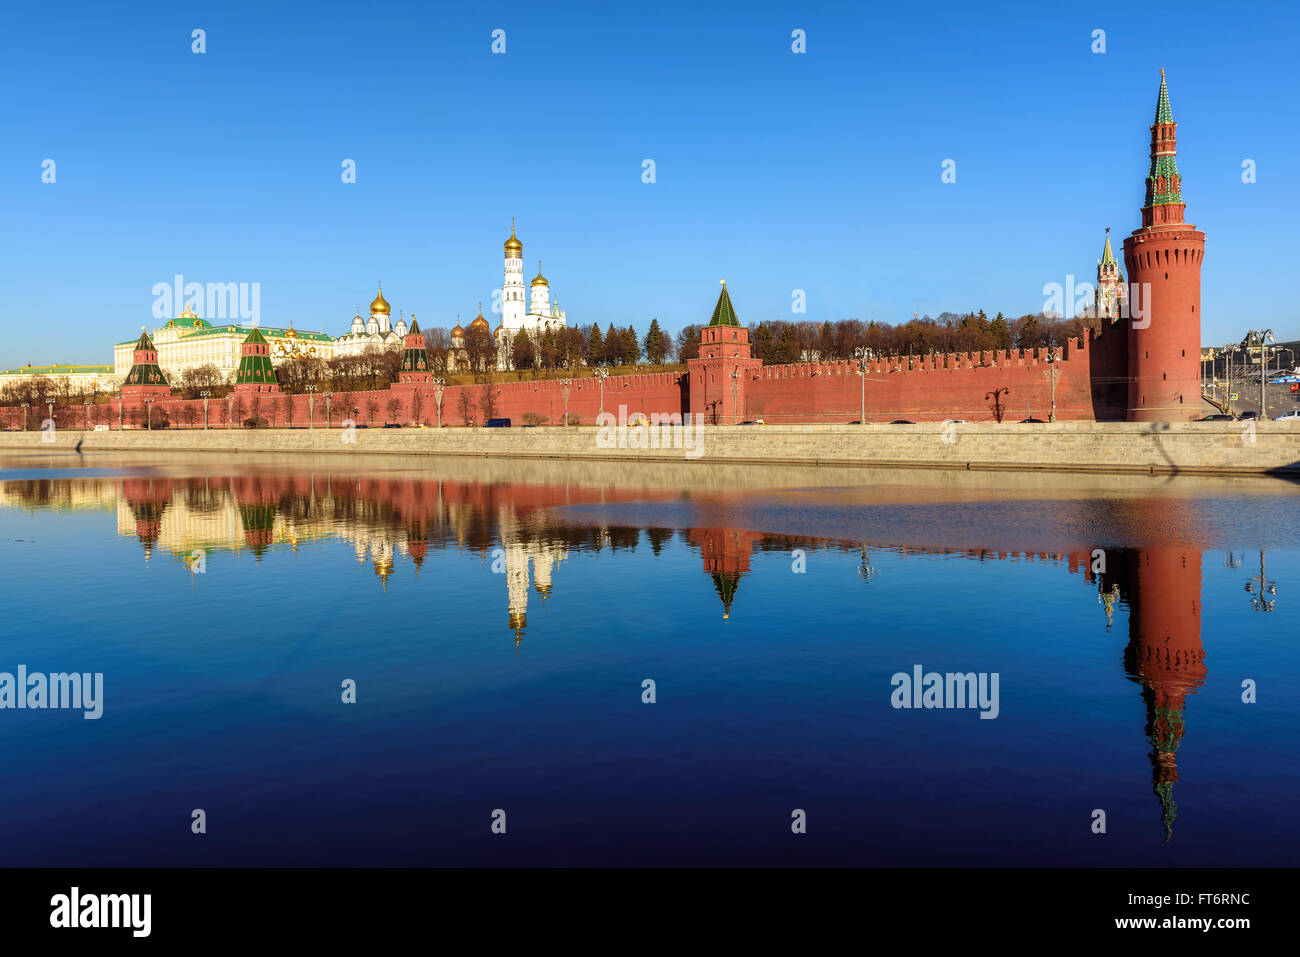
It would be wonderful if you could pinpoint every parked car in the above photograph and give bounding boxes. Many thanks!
[1020,417,1046,423]
[1198,414,1234,421]
[1238,410,1260,420]
[739,419,765,426]
[944,419,969,425]
[889,419,914,424]
[484,418,512,428]
[93,424,110,432]
[1274,410,1300,421]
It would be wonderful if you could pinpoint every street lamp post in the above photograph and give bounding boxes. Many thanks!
[595,368,609,419]
[729,368,741,425]
[324,392,333,427]
[1046,338,1059,423]
[853,347,869,424]
[21,403,29,432]
[1260,330,1274,418]
[144,398,154,431]
[306,384,316,430]
[200,390,211,429]
[559,378,572,427]
[226,395,234,429]
[432,378,444,428]
[1244,550,1276,612]
[1222,344,1235,415]
[83,401,91,431]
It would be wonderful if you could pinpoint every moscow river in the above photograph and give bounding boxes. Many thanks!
[0,451,1297,866]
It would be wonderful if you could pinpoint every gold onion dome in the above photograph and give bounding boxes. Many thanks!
[178,304,198,319]
[452,321,465,337]
[369,282,391,315]
[531,261,548,287]
[504,220,522,255]
[470,305,490,331]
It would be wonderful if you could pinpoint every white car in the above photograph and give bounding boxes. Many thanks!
[1273,410,1300,421]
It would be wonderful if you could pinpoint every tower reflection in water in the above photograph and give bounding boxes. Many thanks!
[5,472,1247,844]
[1103,547,1206,842]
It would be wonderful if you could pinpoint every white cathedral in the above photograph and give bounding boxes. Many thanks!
[334,283,408,357]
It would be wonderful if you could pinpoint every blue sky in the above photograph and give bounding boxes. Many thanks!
[3,0,1297,365]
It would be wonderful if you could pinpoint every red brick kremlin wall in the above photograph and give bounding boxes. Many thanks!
[7,330,1132,429]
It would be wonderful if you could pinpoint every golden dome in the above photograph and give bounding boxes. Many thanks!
[470,307,490,331]
[369,282,391,316]
[531,261,548,287]
[451,321,465,337]
[179,305,198,319]
[504,219,522,255]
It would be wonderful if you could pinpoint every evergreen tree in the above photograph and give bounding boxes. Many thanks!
[623,326,641,365]
[588,323,605,366]
[778,325,798,363]
[511,328,534,373]
[541,327,559,369]
[754,323,774,363]
[644,318,668,364]
[606,322,621,366]
[990,312,1011,350]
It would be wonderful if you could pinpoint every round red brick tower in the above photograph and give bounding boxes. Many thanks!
[1124,71,1205,421]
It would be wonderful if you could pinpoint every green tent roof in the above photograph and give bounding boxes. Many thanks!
[709,283,740,327]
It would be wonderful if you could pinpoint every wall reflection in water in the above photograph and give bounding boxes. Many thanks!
[0,466,1283,848]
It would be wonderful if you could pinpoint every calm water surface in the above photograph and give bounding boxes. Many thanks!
[1,451,1297,866]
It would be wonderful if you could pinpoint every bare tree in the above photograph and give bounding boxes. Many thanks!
[479,385,499,422]
[455,388,474,426]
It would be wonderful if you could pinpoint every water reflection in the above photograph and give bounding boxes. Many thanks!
[0,458,1293,856]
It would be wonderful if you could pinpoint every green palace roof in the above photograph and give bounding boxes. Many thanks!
[117,324,333,345]
[163,316,212,330]
[1,364,115,375]
[186,324,333,342]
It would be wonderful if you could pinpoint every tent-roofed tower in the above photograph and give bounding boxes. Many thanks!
[121,328,172,399]
[687,281,761,423]
[397,318,432,383]
[1095,227,1127,320]
[709,282,741,327]
[233,327,280,393]
[1123,70,1204,421]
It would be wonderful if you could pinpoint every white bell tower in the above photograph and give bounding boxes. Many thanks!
[502,218,526,331]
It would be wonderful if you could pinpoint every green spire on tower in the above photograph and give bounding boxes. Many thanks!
[1144,70,1183,209]
[1154,69,1173,125]
[709,280,740,327]
[1101,228,1117,267]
